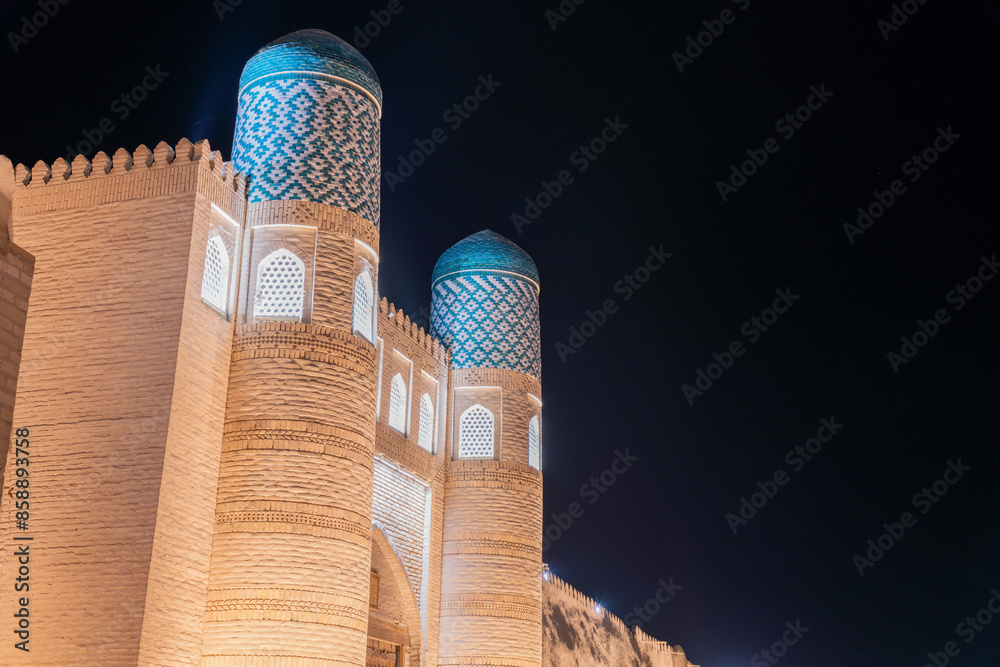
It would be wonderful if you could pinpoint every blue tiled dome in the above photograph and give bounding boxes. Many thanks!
[432,230,540,290]
[239,29,382,112]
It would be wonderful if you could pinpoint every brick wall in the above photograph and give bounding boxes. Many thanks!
[201,197,381,664]
[0,156,33,495]
[0,139,242,665]
[373,457,429,603]
[0,244,32,494]
[542,574,699,667]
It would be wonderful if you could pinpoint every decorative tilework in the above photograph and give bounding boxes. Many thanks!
[432,230,539,288]
[431,230,541,378]
[431,273,541,379]
[240,30,382,112]
[233,79,380,225]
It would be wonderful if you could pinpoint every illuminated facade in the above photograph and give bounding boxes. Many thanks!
[0,30,697,667]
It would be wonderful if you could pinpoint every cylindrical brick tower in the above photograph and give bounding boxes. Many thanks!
[431,230,544,667]
[201,30,382,666]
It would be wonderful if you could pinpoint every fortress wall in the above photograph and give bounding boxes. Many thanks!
[136,164,246,664]
[375,298,448,474]
[0,245,33,493]
[372,298,449,664]
[542,574,698,667]
[0,140,243,665]
[0,158,34,493]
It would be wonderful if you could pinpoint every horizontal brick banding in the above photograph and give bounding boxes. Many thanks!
[450,366,540,396]
[216,499,372,544]
[232,322,377,376]
[446,459,541,493]
[438,658,542,667]
[202,655,360,666]
[441,593,542,622]
[224,420,373,468]
[375,421,441,481]
[248,198,379,252]
[206,588,368,628]
[205,265,377,663]
[443,531,541,559]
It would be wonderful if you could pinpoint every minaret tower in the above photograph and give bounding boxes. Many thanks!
[201,30,382,665]
[431,230,545,667]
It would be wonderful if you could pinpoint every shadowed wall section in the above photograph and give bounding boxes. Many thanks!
[543,574,700,667]
[0,156,33,497]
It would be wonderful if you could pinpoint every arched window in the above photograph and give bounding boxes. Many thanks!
[353,272,374,342]
[418,394,434,452]
[458,404,494,459]
[201,236,230,313]
[254,248,305,321]
[528,416,540,470]
[388,374,407,433]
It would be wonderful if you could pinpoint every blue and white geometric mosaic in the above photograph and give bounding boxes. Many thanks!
[431,230,541,379]
[232,29,381,225]
[431,274,541,379]
[233,80,380,225]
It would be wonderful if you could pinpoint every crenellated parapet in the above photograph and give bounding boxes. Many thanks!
[379,296,448,366]
[12,139,245,191]
[542,572,700,667]
[8,139,247,223]
[373,296,448,481]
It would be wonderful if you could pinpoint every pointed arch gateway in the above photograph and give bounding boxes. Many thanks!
[368,526,423,667]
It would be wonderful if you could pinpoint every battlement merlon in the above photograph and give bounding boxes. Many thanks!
[4,139,248,225]
[379,296,448,367]
[543,570,699,667]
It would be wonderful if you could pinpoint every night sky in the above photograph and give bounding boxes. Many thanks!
[2,0,999,664]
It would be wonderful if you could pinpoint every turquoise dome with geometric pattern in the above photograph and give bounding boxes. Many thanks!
[431,230,540,291]
[239,29,382,112]
[431,230,541,379]
[232,29,382,225]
